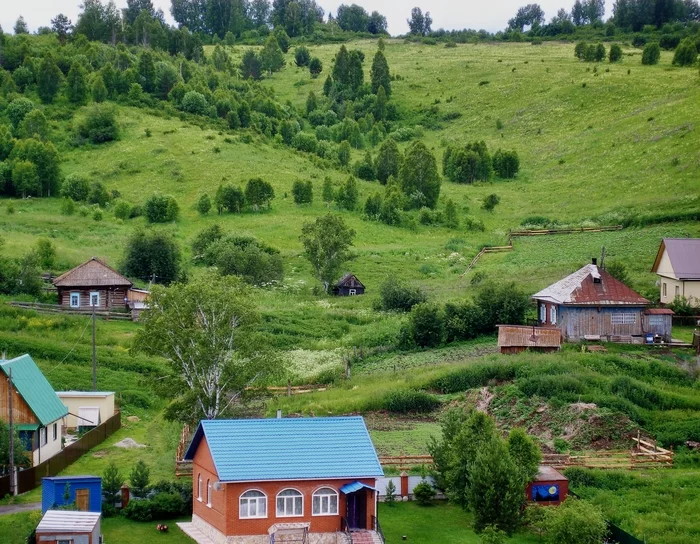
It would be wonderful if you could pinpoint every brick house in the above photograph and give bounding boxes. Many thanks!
[179,417,384,544]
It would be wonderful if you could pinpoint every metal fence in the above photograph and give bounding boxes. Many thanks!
[608,522,645,544]
[0,411,121,497]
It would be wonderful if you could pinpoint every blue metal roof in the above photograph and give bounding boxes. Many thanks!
[184,417,384,483]
[339,481,378,494]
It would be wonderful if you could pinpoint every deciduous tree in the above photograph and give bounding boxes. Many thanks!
[399,141,441,209]
[300,213,355,293]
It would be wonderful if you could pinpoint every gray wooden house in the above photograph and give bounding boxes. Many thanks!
[53,258,133,311]
[532,260,671,342]
[333,273,365,296]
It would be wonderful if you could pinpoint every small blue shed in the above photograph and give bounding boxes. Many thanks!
[42,476,102,514]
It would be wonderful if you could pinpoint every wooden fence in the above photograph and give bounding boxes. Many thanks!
[0,411,121,497]
[175,424,193,478]
[379,455,434,471]
[508,225,623,238]
[9,301,133,321]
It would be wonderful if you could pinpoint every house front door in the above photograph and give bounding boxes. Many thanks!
[76,488,89,511]
[346,491,367,530]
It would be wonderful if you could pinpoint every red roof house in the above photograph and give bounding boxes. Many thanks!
[532,260,657,342]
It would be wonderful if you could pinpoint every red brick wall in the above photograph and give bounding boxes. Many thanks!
[190,438,377,537]
[192,436,227,534]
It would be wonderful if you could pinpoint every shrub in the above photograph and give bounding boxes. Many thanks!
[150,492,185,519]
[88,182,111,207]
[196,193,212,215]
[77,105,119,143]
[123,499,152,522]
[60,173,90,202]
[413,480,436,505]
[294,46,311,67]
[480,526,507,544]
[406,303,445,348]
[378,278,427,312]
[609,43,623,63]
[544,498,607,544]
[642,43,661,65]
[383,390,440,413]
[120,389,153,408]
[309,57,323,77]
[144,194,179,223]
[482,193,500,211]
[444,301,485,342]
[292,180,313,205]
[672,38,698,67]
[443,141,492,183]
[130,460,150,499]
[60,198,75,216]
[7,97,35,128]
[181,91,208,115]
[291,132,318,153]
[92,208,103,221]
[430,363,517,394]
[113,201,131,220]
[102,462,124,510]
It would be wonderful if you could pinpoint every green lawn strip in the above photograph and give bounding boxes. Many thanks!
[378,501,539,543]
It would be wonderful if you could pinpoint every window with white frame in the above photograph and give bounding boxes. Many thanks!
[675,286,680,297]
[312,487,338,516]
[53,423,58,441]
[276,489,303,517]
[70,292,80,308]
[240,490,267,519]
[349,289,357,296]
[662,283,667,297]
[611,313,636,325]
[539,304,546,323]
[40,427,47,446]
[550,306,557,325]
[90,291,100,307]
[207,479,211,507]
[197,474,202,501]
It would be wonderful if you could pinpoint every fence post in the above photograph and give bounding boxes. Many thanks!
[400,471,409,499]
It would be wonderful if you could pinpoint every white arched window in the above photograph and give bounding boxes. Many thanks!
[207,479,212,507]
[240,490,267,519]
[276,488,303,517]
[197,474,202,502]
[312,487,338,516]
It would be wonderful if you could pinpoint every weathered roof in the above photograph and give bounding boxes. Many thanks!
[0,354,68,425]
[184,417,384,483]
[53,257,133,288]
[644,308,675,315]
[532,264,649,306]
[534,465,568,482]
[36,510,100,533]
[497,325,562,348]
[652,238,700,280]
[336,273,364,288]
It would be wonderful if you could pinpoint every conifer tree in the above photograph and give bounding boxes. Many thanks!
[37,56,63,104]
[370,50,391,96]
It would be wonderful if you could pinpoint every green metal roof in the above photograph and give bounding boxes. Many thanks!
[0,354,68,426]
[17,423,39,431]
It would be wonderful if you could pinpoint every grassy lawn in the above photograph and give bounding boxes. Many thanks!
[0,512,195,544]
[379,501,539,543]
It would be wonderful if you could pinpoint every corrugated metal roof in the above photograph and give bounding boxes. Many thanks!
[497,325,562,348]
[644,308,675,315]
[653,238,700,280]
[184,417,384,483]
[37,510,100,533]
[53,258,133,288]
[535,466,567,482]
[532,264,649,306]
[0,354,68,425]
[339,481,377,494]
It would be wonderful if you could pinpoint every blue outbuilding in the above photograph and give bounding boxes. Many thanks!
[42,476,102,514]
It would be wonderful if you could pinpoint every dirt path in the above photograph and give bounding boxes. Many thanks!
[0,502,41,516]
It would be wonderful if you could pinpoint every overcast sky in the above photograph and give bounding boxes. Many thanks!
[1,0,614,36]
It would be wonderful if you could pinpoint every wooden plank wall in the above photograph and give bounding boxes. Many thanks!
[58,288,128,309]
[560,307,644,339]
[0,376,39,425]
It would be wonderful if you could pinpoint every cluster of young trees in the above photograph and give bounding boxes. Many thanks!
[211,178,275,215]
[0,236,44,298]
[429,410,541,533]
[443,142,520,184]
[121,229,182,285]
[400,283,530,349]
[335,4,388,34]
[191,224,283,285]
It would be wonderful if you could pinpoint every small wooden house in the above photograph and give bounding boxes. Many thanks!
[497,325,562,354]
[651,238,700,305]
[179,417,384,544]
[0,354,68,466]
[36,510,101,544]
[526,466,568,506]
[334,273,365,296]
[42,476,102,513]
[53,258,132,311]
[532,260,660,342]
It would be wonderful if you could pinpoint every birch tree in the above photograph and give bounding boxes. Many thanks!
[135,274,276,421]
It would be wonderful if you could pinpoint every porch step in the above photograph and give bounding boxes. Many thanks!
[350,530,383,544]
[176,522,216,544]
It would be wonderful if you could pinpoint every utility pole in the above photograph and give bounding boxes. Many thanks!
[8,367,15,496]
[92,302,97,391]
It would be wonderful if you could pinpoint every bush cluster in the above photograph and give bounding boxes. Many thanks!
[443,142,519,183]
[383,389,440,413]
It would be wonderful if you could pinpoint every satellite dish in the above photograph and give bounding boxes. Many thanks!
[213,481,223,492]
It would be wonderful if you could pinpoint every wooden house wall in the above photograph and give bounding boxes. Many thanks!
[0,376,38,425]
[337,286,365,296]
[558,306,645,340]
[58,287,128,310]
[642,314,673,341]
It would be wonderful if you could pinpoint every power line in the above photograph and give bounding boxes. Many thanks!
[44,318,92,377]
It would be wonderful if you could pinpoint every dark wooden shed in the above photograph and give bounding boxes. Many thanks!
[497,325,562,354]
[53,258,132,311]
[333,273,365,296]
[642,308,674,343]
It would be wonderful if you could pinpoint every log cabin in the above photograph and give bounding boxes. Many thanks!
[53,258,133,312]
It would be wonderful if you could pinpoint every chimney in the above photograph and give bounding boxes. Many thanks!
[276,409,282,419]
[592,258,597,266]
